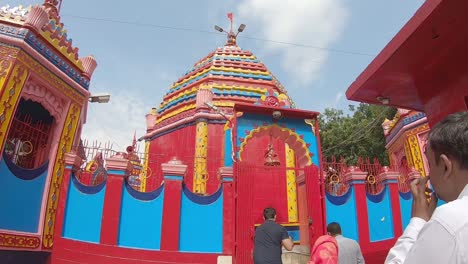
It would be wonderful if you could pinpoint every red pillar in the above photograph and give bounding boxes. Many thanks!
[100,155,132,245]
[218,166,234,254]
[380,167,403,238]
[160,158,187,251]
[296,173,309,246]
[344,167,370,249]
[304,165,325,244]
[54,152,83,242]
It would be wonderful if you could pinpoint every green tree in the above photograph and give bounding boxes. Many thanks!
[318,103,396,165]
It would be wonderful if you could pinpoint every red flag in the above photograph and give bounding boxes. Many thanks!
[227,12,233,23]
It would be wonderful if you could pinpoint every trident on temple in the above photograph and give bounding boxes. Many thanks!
[214,13,246,46]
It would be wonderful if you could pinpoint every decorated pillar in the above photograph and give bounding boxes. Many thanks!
[42,103,82,249]
[160,158,187,251]
[218,166,234,254]
[0,54,29,154]
[285,144,298,223]
[140,140,151,192]
[193,88,213,194]
[404,135,426,176]
[54,152,83,241]
[380,167,403,238]
[344,167,370,246]
[100,154,132,245]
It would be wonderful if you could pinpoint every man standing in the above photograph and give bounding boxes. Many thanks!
[254,207,294,264]
[327,222,365,264]
[385,111,468,263]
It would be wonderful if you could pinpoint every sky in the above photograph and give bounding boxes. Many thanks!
[2,0,425,151]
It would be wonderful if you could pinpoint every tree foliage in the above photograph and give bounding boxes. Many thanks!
[318,103,397,165]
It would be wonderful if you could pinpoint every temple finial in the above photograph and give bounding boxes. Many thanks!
[214,13,246,46]
[43,0,62,18]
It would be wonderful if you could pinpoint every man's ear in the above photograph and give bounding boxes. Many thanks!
[440,154,453,180]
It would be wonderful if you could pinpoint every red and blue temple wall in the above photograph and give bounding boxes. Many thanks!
[0,152,49,234]
[51,154,228,263]
[323,169,419,262]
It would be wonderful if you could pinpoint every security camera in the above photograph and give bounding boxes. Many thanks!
[272,110,282,120]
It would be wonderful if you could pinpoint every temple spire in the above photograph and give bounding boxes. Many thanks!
[214,13,246,46]
[43,0,62,18]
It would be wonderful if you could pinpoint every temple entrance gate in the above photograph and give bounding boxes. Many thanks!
[233,162,324,264]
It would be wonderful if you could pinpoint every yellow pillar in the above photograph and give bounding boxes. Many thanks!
[405,134,426,176]
[42,103,82,248]
[193,119,208,194]
[0,62,29,152]
[140,141,150,192]
[285,144,298,222]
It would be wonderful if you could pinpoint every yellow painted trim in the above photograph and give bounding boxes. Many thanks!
[193,120,208,194]
[43,103,81,248]
[170,66,271,91]
[140,141,150,192]
[0,63,29,151]
[39,31,84,71]
[285,144,298,222]
[155,103,196,124]
[406,135,426,176]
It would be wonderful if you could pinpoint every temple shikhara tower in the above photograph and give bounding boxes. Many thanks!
[0,1,466,263]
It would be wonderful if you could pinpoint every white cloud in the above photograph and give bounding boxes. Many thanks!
[81,91,151,152]
[236,0,348,84]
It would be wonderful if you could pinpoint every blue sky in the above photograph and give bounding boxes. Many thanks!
[3,0,425,151]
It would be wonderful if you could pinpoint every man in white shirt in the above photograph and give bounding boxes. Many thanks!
[385,111,468,264]
[327,222,365,264]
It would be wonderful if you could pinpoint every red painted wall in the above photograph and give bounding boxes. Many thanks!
[147,123,226,194]
[240,135,289,224]
[147,126,196,191]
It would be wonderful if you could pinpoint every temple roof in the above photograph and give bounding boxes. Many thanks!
[153,44,295,128]
[345,0,467,112]
[0,1,96,90]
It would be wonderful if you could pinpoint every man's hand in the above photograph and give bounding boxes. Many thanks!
[410,177,438,221]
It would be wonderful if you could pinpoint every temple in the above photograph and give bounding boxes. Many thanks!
[0,1,465,263]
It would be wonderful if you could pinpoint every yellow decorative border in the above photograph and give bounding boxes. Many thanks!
[17,51,86,106]
[155,103,196,124]
[195,54,257,67]
[238,124,312,166]
[0,63,29,151]
[170,66,271,90]
[0,232,40,249]
[39,31,84,71]
[140,141,150,192]
[42,103,81,249]
[406,123,430,137]
[160,87,198,108]
[407,134,426,176]
[285,144,298,222]
[0,46,17,93]
[193,120,209,194]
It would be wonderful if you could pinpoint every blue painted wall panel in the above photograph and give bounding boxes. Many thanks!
[325,188,359,241]
[367,187,394,242]
[62,176,105,243]
[179,190,223,252]
[118,187,164,249]
[399,193,412,229]
[0,159,47,232]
